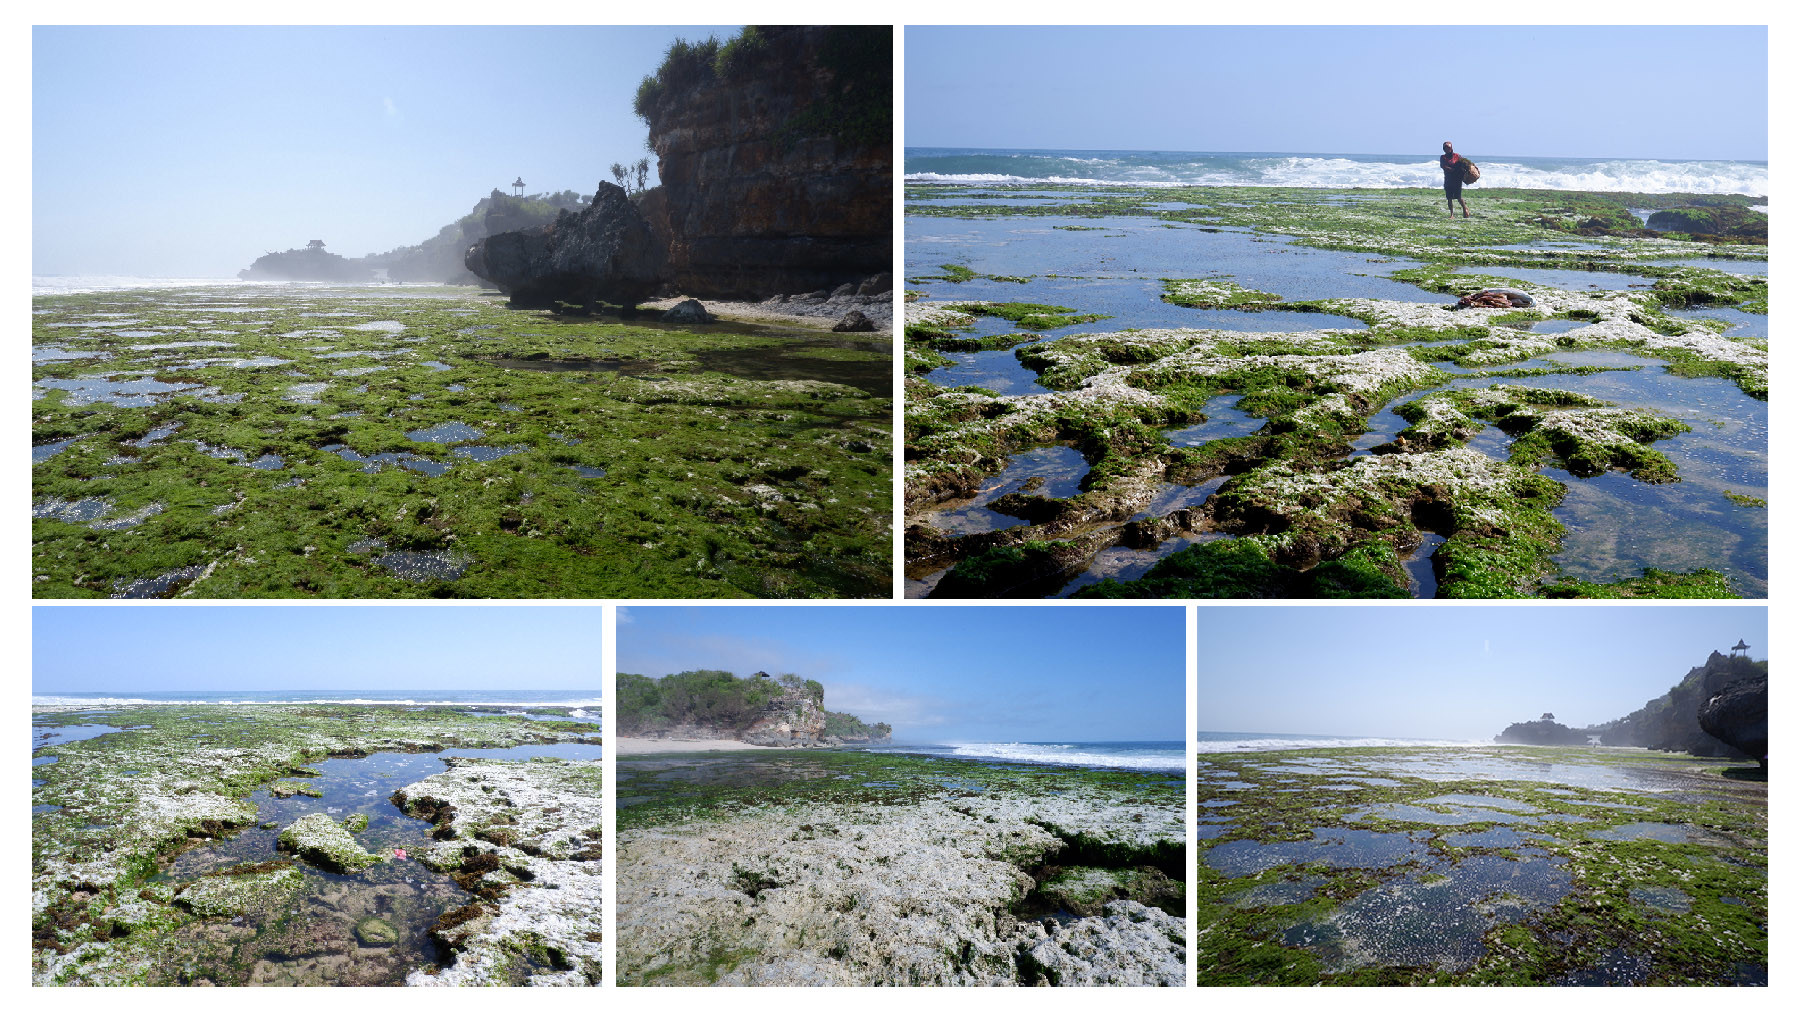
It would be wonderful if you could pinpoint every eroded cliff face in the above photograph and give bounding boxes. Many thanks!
[638,26,891,299]
[742,686,829,746]
[1590,651,1766,759]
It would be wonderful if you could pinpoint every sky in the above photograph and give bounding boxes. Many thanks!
[32,606,603,691]
[905,26,1768,160]
[618,606,1186,742]
[33,25,738,277]
[1197,605,1767,741]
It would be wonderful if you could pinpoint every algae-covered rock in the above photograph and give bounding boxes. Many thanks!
[354,916,399,946]
[176,866,306,918]
[343,813,369,833]
[277,812,380,872]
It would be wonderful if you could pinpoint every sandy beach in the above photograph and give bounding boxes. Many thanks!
[613,737,778,755]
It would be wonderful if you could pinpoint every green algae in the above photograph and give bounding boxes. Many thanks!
[905,185,1762,599]
[618,748,1181,830]
[33,286,891,599]
[1196,745,1766,985]
[31,703,597,985]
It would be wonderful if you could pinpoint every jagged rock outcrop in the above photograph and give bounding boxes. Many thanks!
[364,190,587,284]
[238,242,373,282]
[463,182,664,309]
[636,26,891,299]
[1698,673,1767,768]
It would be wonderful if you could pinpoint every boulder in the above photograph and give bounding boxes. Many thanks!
[354,916,399,947]
[277,812,381,872]
[464,182,664,309]
[662,298,714,324]
[1698,675,1767,767]
[1456,288,1535,309]
[832,310,876,333]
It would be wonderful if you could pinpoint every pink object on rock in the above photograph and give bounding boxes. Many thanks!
[393,848,407,859]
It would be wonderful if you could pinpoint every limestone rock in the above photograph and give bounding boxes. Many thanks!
[662,298,714,324]
[832,310,876,333]
[464,182,664,309]
[637,26,891,299]
[1699,674,1767,767]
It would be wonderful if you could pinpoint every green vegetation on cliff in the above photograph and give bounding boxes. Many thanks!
[823,711,892,740]
[617,670,830,736]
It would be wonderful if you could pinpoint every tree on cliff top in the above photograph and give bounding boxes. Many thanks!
[619,669,852,736]
[632,26,891,149]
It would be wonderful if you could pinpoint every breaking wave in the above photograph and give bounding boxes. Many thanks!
[943,741,1187,771]
[905,149,1768,196]
[1196,734,1482,753]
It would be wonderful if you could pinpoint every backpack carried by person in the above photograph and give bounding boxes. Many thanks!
[1462,160,1481,184]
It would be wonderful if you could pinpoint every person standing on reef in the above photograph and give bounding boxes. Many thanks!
[1439,141,1470,218]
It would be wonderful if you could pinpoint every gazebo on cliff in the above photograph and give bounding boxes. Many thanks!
[512,177,525,198]
[1732,639,1750,657]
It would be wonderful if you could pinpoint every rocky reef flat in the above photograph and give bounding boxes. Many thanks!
[32,283,891,598]
[616,749,1186,986]
[904,185,1766,599]
[1196,745,1766,985]
[31,703,603,985]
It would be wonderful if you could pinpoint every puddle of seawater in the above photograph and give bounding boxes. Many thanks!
[1587,822,1732,845]
[1205,827,1430,877]
[322,445,451,477]
[919,444,1090,536]
[139,742,599,985]
[33,437,83,464]
[1165,395,1263,446]
[406,422,484,444]
[1404,533,1447,599]
[35,374,202,407]
[372,550,469,582]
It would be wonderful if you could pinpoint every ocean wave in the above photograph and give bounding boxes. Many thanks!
[946,742,1185,770]
[906,155,1767,196]
[33,695,606,708]
[1196,736,1482,753]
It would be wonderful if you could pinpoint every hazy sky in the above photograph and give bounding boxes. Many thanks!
[618,606,1185,742]
[33,607,603,691]
[33,25,737,277]
[1198,606,1767,740]
[906,26,1768,160]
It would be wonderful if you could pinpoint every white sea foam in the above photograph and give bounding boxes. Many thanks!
[945,742,1185,770]
[907,156,1767,196]
[1196,736,1483,753]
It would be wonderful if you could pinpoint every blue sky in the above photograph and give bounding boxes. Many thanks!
[33,607,603,690]
[618,606,1185,742]
[33,25,737,277]
[1198,606,1767,740]
[906,26,1767,160]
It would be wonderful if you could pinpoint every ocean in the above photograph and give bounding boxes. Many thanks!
[1196,731,1482,753]
[32,689,603,709]
[905,148,1768,196]
[874,740,1186,772]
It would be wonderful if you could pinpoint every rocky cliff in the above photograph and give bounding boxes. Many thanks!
[1592,651,1765,759]
[635,26,890,299]
[742,682,829,746]
[618,670,886,748]
[463,183,664,309]
[1496,651,1767,761]
[365,190,585,284]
